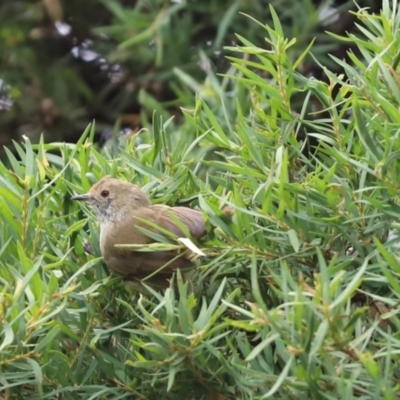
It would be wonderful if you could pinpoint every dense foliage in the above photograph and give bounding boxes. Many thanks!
[2,1,400,399]
[0,0,378,154]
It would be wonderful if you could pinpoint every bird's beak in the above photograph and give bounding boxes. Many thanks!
[71,194,91,201]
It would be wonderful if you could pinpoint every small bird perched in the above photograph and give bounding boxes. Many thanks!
[72,176,206,288]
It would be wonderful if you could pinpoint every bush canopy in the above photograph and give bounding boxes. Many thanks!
[1,2,400,399]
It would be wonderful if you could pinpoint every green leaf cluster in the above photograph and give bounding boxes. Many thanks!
[2,3,400,399]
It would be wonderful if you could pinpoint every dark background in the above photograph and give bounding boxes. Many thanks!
[0,0,379,156]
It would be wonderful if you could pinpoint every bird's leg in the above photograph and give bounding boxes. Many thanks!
[82,239,96,255]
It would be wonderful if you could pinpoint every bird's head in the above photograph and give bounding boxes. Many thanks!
[72,176,151,222]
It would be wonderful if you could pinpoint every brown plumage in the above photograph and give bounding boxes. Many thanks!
[72,176,206,288]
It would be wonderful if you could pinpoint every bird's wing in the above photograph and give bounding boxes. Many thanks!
[151,205,206,238]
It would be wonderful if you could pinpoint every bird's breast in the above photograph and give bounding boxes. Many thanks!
[99,221,114,256]
[97,213,197,281]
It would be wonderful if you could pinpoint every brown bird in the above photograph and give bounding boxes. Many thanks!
[72,176,206,288]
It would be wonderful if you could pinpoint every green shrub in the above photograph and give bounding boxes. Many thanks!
[0,0,375,148]
[1,3,400,399]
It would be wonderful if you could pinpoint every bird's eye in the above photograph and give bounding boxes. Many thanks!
[101,190,110,198]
